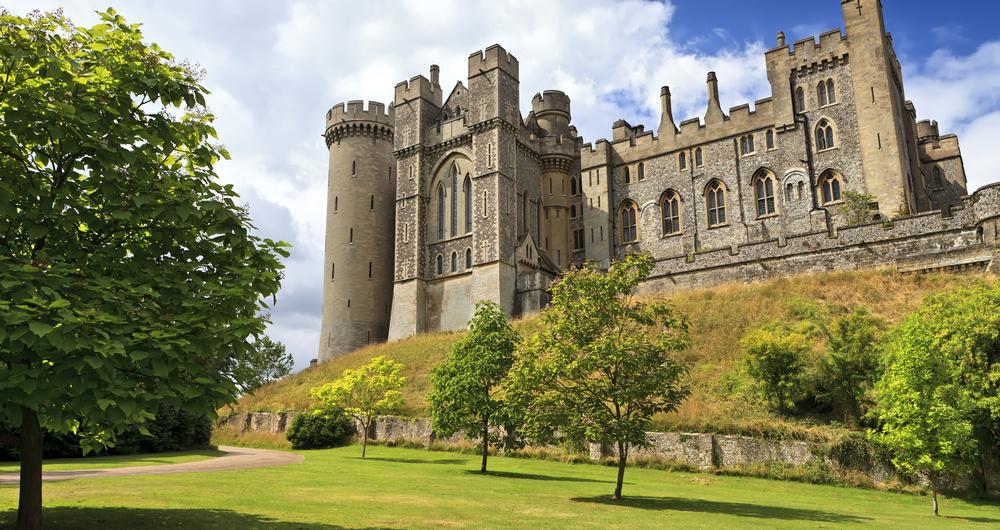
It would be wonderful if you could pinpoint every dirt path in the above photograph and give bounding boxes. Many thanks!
[0,446,302,484]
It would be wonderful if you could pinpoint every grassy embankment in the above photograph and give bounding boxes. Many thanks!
[231,269,993,444]
[1,445,997,529]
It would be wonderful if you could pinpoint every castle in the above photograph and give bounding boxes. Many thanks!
[317,0,1000,361]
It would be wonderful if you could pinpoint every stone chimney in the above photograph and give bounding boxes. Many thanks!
[705,72,725,124]
[429,64,440,88]
[658,86,677,140]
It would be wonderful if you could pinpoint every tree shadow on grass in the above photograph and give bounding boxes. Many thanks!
[465,470,619,484]
[571,495,870,524]
[0,506,394,529]
[944,515,1000,524]
[352,456,467,465]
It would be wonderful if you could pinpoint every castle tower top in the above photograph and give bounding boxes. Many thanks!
[531,90,571,137]
[326,100,394,128]
[468,44,519,80]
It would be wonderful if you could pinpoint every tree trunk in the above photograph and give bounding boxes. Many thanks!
[481,420,489,473]
[16,407,42,530]
[361,420,369,459]
[613,441,628,500]
[931,482,939,516]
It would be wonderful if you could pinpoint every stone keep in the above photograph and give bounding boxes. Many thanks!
[317,0,1000,361]
[317,101,395,362]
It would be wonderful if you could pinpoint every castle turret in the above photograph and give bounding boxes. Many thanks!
[534,90,576,270]
[318,100,395,361]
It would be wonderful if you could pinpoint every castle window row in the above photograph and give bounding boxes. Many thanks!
[795,78,838,113]
[435,248,474,275]
[615,169,847,243]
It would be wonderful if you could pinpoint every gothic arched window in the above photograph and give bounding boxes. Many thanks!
[706,180,727,227]
[753,170,777,217]
[678,151,687,171]
[450,163,459,237]
[637,163,645,181]
[465,248,472,269]
[695,147,703,167]
[818,80,828,107]
[796,87,806,113]
[816,120,835,151]
[436,183,446,240]
[624,166,631,184]
[619,201,638,243]
[451,251,457,272]
[661,190,682,235]
[463,174,472,234]
[436,254,444,275]
[818,170,844,205]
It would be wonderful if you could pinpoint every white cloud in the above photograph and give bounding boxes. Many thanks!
[905,41,1000,191]
[11,2,996,370]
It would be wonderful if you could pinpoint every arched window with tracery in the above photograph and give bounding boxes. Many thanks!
[660,190,682,235]
[450,162,459,237]
[463,174,472,234]
[816,119,835,151]
[753,170,777,217]
[818,170,844,205]
[706,180,727,227]
[819,78,836,106]
[619,201,638,243]
[436,183,446,240]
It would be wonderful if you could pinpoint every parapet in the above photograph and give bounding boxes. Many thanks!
[468,44,519,80]
[325,100,394,128]
[394,75,440,107]
[917,119,940,140]
[532,90,571,137]
[765,28,848,71]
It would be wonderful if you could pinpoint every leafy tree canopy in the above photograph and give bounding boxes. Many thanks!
[0,8,288,528]
[311,356,405,458]
[429,300,521,472]
[507,254,689,499]
[232,335,294,394]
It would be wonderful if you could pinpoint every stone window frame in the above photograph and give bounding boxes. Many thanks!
[436,254,444,275]
[678,151,687,171]
[659,189,683,237]
[705,179,729,228]
[429,155,474,243]
[795,87,806,114]
[765,129,776,151]
[623,165,632,185]
[465,247,473,269]
[818,169,845,206]
[618,200,639,244]
[739,134,756,157]
[695,147,704,167]
[451,251,458,273]
[818,78,837,108]
[637,162,645,182]
[752,169,779,219]
[815,118,838,152]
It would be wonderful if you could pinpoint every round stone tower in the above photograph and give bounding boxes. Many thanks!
[318,100,395,362]
[533,90,575,270]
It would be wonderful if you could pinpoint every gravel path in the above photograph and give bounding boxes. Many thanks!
[0,445,302,484]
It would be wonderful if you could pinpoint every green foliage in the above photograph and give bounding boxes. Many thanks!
[840,191,877,225]
[232,335,294,394]
[507,253,689,498]
[872,308,976,502]
[741,325,810,414]
[311,356,405,456]
[0,407,211,461]
[285,410,355,450]
[0,8,288,448]
[429,301,521,469]
[816,310,883,426]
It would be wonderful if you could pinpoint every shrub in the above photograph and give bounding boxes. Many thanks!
[286,410,355,449]
[741,324,811,414]
[816,309,883,426]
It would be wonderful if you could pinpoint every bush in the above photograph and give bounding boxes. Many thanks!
[0,406,212,461]
[741,324,811,414]
[286,410,355,449]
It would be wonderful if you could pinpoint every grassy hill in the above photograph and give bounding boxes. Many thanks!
[233,269,993,441]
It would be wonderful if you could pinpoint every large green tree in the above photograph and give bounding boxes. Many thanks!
[429,301,521,473]
[311,356,405,458]
[232,335,294,394]
[872,316,975,516]
[740,324,810,415]
[507,254,689,500]
[0,9,287,529]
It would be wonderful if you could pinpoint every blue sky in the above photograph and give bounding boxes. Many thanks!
[4,0,999,369]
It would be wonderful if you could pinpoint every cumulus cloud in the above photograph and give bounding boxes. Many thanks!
[9,1,996,369]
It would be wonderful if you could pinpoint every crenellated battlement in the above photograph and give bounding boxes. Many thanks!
[394,75,441,107]
[468,44,519,80]
[326,100,394,127]
[324,100,394,146]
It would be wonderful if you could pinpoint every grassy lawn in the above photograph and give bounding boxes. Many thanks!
[0,449,223,473]
[0,445,996,529]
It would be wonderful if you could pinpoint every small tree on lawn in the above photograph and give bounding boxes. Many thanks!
[311,356,405,458]
[507,254,689,500]
[872,315,975,516]
[741,325,810,414]
[429,301,521,473]
[0,10,287,530]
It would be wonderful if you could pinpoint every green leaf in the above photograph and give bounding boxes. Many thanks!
[28,321,54,338]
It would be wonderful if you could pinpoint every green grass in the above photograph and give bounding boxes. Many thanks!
[235,269,993,441]
[0,449,224,473]
[0,445,996,529]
